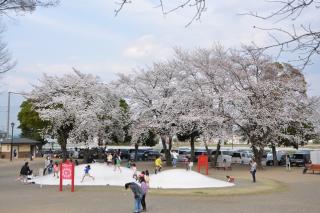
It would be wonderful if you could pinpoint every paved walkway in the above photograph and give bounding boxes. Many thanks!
[0,159,319,213]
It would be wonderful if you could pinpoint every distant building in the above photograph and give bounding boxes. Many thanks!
[42,138,61,150]
[0,130,7,141]
[0,138,40,159]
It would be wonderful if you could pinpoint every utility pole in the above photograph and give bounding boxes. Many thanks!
[7,92,11,139]
[7,91,26,139]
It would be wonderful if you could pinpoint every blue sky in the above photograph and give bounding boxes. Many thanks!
[0,0,319,135]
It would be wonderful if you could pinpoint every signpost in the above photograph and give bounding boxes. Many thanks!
[59,161,75,192]
[197,154,209,175]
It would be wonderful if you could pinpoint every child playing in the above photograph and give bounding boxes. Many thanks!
[126,159,133,168]
[114,155,122,172]
[154,156,162,174]
[106,153,113,166]
[81,165,95,182]
[144,170,150,186]
[47,160,54,174]
[132,163,138,180]
[186,157,193,171]
[53,162,59,178]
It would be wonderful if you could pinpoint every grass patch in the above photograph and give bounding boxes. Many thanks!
[148,178,287,197]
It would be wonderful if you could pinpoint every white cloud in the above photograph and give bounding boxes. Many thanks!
[122,35,172,61]
[2,75,32,93]
[2,60,135,93]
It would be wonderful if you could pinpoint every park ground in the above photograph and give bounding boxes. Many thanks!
[0,158,319,213]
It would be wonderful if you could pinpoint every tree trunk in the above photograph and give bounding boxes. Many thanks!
[252,145,264,169]
[271,143,278,166]
[190,135,196,162]
[57,124,72,162]
[168,136,173,152]
[204,140,213,167]
[134,143,139,161]
[57,129,68,162]
[212,140,221,168]
[161,135,172,166]
[83,148,90,163]
[59,137,67,162]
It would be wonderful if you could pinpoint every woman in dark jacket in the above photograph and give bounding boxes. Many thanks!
[18,162,32,183]
[20,162,32,176]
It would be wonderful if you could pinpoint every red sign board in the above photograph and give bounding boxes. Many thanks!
[59,161,75,192]
[197,154,208,175]
[62,163,73,179]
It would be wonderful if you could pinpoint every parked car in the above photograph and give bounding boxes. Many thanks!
[266,151,287,166]
[231,151,253,164]
[130,149,151,161]
[216,155,232,168]
[193,149,211,162]
[119,149,130,160]
[41,149,53,158]
[290,151,311,166]
[177,149,191,162]
[231,152,242,164]
[144,150,161,161]
[211,150,234,157]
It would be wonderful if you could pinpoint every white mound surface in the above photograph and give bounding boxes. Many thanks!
[149,169,234,188]
[33,163,234,189]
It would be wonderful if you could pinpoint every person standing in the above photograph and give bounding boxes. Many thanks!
[249,159,257,183]
[125,182,144,213]
[139,176,149,212]
[43,156,51,175]
[286,155,291,171]
[13,149,17,158]
[171,150,179,167]
[144,170,150,187]
[114,154,122,172]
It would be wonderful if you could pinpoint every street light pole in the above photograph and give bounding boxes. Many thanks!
[10,122,14,161]
[7,92,11,139]
[7,91,26,139]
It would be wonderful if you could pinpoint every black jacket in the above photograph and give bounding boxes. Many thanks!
[20,165,31,176]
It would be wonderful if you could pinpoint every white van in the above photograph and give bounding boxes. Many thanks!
[216,155,232,168]
[211,150,232,167]
[231,151,253,164]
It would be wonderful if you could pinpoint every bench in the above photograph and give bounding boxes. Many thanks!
[308,164,320,174]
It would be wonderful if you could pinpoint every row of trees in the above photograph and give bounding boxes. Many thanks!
[24,45,319,166]
[114,45,318,167]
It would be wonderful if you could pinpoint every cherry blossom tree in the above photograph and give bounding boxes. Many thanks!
[29,69,121,161]
[218,47,313,167]
[170,47,232,163]
[114,63,181,165]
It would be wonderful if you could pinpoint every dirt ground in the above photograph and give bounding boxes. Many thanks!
[0,158,319,213]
